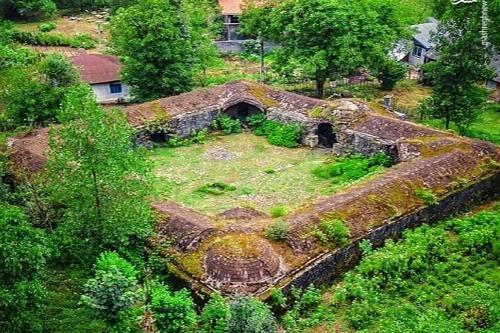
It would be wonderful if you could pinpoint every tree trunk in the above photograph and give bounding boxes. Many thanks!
[316,79,325,99]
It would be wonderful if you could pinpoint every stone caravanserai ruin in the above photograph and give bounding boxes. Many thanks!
[9,81,500,297]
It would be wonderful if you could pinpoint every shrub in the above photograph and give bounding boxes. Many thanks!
[377,59,407,91]
[167,129,207,147]
[81,253,139,324]
[200,293,230,333]
[38,22,57,32]
[269,205,288,218]
[227,296,277,333]
[313,219,350,248]
[197,182,236,195]
[11,30,96,49]
[214,114,242,134]
[415,188,438,205]
[265,220,289,241]
[248,113,267,136]
[150,282,197,333]
[249,116,303,148]
[312,153,393,184]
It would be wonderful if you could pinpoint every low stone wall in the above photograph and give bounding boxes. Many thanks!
[333,129,399,161]
[170,108,221,138]
[275,172,500,296]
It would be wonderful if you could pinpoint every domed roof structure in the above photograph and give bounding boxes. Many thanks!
[203,234,281,293]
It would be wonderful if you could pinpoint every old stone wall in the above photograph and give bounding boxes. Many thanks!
[333,129,399,161]
[275,172,499,297]
[170,108,221,138]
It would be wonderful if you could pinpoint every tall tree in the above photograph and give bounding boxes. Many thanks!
[421,1,498,131]
[45,85,152,260]
[109,0,218,100]
[242,0,410,98]
[2,0,56,18]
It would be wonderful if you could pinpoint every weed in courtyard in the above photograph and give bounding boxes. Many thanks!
[415,188,438,205]
[312,153,393,184]
[313,219,350,248]
[166,129,207,147]
[248,114,304,148]
[197,182,237,196]
[269,206,288,218]
[265,220,289,241]
[213,115,242,134]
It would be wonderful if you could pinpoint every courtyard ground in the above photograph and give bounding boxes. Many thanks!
[149,132,341,216]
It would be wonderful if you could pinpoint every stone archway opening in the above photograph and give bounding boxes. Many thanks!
[223,102,263,125]
[317,123,336,148]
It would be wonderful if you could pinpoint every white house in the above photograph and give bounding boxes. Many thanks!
[70,53,130,103]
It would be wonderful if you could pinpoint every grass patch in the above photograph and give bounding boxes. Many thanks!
[269,205,288,218]
[149,133,340,215]
[265,220,289,241]
[197,182,237,196]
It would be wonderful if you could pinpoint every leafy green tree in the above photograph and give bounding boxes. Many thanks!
[377,59,407,91]
[109,0,197,100]
[227,296,277,333]
[0,204,50,333]
[242,0,410,97]
[150,282,197,333]
[420,2,496,132]
[45,85,152,260]
[200,293,230,333]
[81,252,139,324]
[39,53,79,87]
[3,0,56,18]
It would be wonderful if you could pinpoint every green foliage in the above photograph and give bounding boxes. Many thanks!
[282,286,324,330]
[12,30,96,49]
[265,220,289,241]
[377,59,407,91]
[200,293,230,333]
[214,114,242,134]
[415,188,438,205]
[109,0,219,100]
[313,219,350,248]
[269,205,288,218]
[227,296,277,333]
[4,0,56,19]
[0,204,50,333]
[197,182,236,196]
[38,22,56,32]
[166,129,207,147]
[39,53,79,87]
[249,115,303,148]
[242,0,411,97]
[45,85,153,261]
[312,153,393,184]
[81,252,139,324]
[150,282,197,333]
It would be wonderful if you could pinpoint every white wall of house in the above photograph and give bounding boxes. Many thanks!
[408,45,428,66]
[90,81,130,104]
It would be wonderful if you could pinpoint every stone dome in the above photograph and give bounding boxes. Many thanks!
[204,234,281,289]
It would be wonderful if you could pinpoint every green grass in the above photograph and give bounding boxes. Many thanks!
[148,133,339,215]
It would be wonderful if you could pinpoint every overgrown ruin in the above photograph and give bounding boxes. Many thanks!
[8,81,500,297]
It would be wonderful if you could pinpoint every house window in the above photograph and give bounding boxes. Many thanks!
[412,46,423,58]
[110,83,122,94]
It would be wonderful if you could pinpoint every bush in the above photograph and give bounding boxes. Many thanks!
[12,30,96,49]
[214,114,242,134]
[81,252,139,324]
[150,282,197,333]
[167,129,207,147]
[197,182,236,195]
[249,115,303,148]
[200,293,229,333]
[227,296,277,333]
[312,153,393,184]
[377,59,407,91]
[38,22,57,32]
[313,219,350,248]
[265,220,289,241]
[415,188,438,205]
[269,205,288,218]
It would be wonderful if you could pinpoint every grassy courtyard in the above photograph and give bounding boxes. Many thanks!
[149,132,342,216]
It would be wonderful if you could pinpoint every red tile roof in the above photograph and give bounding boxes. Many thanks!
[70,53,122,84]
[219,0,244,15]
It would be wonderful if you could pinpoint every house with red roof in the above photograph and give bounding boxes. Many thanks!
[217,0,249,53]
[70,53,130,103]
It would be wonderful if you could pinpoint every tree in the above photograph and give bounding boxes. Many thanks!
[420,2,497,132]
[45,85,152,260]
[109,0,197,100]
[81,252,139,324]
[2,0,56,19]
[0,204,50,333]
[377,59,407,91]
[39,54,79,87]
[200,293,230,333]
[227,296,277,333]
[150,282,197,333]
[242,0,410,98]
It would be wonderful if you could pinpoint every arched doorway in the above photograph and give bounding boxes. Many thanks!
[223,102,263,125]
[317,123,336,148]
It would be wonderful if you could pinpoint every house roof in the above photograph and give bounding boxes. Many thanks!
[70,53,122,84]
[412,17,438,50]
[218,0,244,15]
